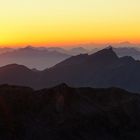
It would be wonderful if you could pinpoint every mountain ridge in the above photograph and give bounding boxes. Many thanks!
[0,47,140,92]
[0,46,70,70]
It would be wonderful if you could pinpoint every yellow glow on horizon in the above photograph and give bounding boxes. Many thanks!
[0,0,140,47]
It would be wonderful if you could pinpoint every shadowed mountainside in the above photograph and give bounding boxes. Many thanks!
[0,47,140,92]
[41,47,140,92]
[0,84,140,140]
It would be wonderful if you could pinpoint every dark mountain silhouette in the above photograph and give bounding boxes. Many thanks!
[41,47,140,92]
[0,46,70,70]
[2,46,140,71]
[0,64,37,87]
[0,47,140,92]
[1,84,140,140]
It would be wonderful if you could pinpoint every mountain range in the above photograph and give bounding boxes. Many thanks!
[1,45,140,70]
[113,47,140,60]
[1,84,140,140]
[47,47,89,55]
[0,46,70,70]
[0,47,140,92]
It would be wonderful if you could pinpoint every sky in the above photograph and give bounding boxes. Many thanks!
[0,0,140,47]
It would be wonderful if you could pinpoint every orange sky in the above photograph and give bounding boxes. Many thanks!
[0,0,140,47]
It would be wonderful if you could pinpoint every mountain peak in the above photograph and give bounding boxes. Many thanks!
[90,46,118,61]
[0,64,32,72]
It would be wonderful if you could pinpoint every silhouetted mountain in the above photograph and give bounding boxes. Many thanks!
[0,64,37,87]
[0,46,70,70]
[114,47,140,60]
[1,84,140,140]
[1,47,140,92]
[4,46,140,71]
[41,47,140,92]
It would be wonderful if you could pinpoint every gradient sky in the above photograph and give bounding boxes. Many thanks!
[0,0,140,47]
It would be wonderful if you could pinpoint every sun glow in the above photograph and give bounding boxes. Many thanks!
[0,0,140,47]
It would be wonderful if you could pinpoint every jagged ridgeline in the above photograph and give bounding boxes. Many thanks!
[0,47,140,92]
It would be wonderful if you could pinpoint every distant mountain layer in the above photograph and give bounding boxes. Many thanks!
[47,47,89,55]
[0,47,140,92]
[1,84,140,140]
[0,47,14,54]
[0,46,70,70]
[113,47,140,60]
[1,46,140,70]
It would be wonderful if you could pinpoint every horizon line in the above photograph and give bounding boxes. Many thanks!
[0,41,140,48]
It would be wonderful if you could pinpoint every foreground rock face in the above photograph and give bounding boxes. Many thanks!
[0,84,140,140]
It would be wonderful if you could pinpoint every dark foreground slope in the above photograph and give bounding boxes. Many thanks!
[1,84,140,140]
